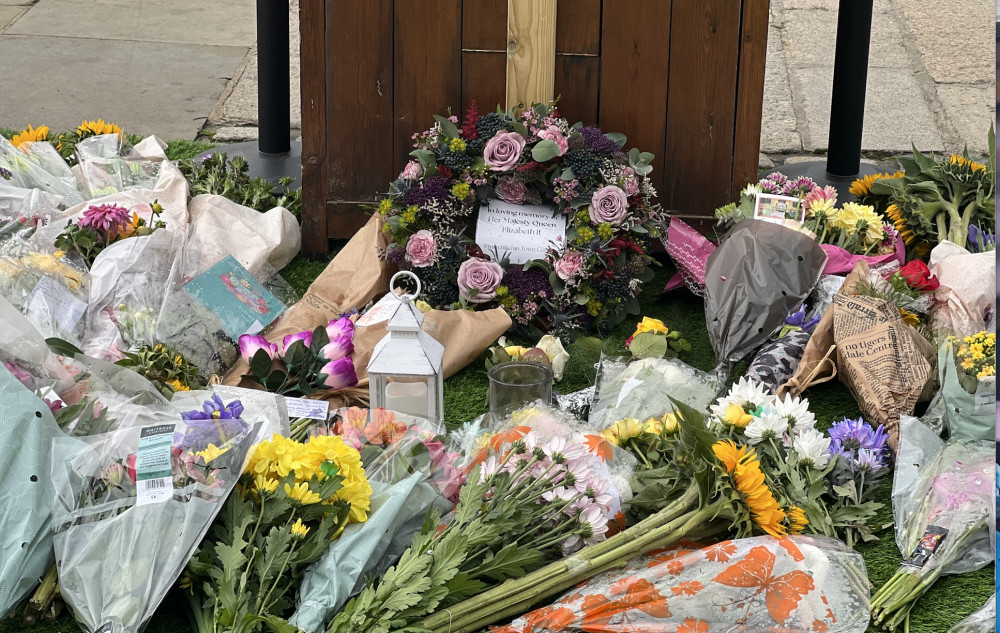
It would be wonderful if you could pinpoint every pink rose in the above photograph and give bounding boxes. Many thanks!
[554,251,584,281]
[483,130,526,171]
[589,185,629,225]
[536,126,568,156]
[495,176,527,204]
[457,258,504,304]
[400,160,423,180]
[405,230,436,267]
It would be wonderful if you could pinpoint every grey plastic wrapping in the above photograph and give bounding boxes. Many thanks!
[50,402,264,633]
[555,386,596,418]
[75,135,161,199]
[289,434,453,632]
[0,137,84,208]
[744,330,812,395]
[0,365,84,619]
[947,594,995,633]
[704,219,827,370]
[589,357,723,430]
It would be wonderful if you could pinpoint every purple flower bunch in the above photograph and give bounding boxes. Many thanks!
[758,172,820,199]
[480,433,613,552]
[177,396,249,452]
[828,417,889,474]
[237,315,358,396]
[785,304,821,332]
[967,224,995,253]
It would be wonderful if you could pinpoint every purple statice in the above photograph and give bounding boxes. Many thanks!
[578,126,619,155]
[0,166,11,180]
[501,266,553,303]
[384,243,407,266]
[828,417,888,460]
[403,175,451,207]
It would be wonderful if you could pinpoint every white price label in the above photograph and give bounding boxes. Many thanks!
[973,376,995,415]
[135,424,175,506]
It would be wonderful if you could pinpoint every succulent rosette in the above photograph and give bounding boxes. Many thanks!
[377,101,665,337]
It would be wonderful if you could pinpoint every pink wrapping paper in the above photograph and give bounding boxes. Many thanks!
[819,237,904,276]
[663,218,716,295]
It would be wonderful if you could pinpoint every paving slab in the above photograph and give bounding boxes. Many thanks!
[0,0,35,5]
[0,35,247,139]
[782,4,911,69]
[893,0,994,85]
[760,24,802,153]
[0,5,23,29]
[796,65,944,153]
[935,83,996,155]
[7,0,255,47]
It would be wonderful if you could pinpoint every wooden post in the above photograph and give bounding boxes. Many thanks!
[505,0,557,109]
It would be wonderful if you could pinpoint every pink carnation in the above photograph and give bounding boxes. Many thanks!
[554,251,584,281]
[400,160,423,180]
[405,230,436,267]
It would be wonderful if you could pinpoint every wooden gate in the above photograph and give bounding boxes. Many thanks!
[299,0,769,253]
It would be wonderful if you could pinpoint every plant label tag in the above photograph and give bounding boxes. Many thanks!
[973,376,995,415]
[135,424,175,507]
[285,397,330,421]
[475,200,566,265]
[902,525,948,568]
[358,292,401,327]
[753,193,805,225]
[25,275,87,336]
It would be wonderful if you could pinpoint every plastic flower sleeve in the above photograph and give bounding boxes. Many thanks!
[589,357,722,430]
[0,365,85,619]
[937,341,995,442]
[289,432,454,632]
[947,594,995,633]
[704,219,827,371]
[49,408,262,633]
[75,135,162,199]
[0,136,84,208]
[493,536,871,633]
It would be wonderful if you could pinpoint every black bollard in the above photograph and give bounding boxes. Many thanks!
[826,0,874,177]
[257,0,291,155]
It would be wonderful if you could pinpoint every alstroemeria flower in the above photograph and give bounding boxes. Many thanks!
[322,334,355,362]
[238,334,278,361]
[282,330,313,353]
[319,357,357,390]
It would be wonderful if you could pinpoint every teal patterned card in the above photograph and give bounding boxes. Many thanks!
[183,256,285,338]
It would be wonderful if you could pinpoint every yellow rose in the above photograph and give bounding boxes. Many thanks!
[631,316,669,340]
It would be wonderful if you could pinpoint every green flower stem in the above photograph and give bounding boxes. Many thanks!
[255,538,300,617]
[425,501,722,633]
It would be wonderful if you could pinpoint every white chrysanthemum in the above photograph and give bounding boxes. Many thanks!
[709,377,775,422]
[771,394,816,433]
[793,428,832,469]
[744,412,788,445]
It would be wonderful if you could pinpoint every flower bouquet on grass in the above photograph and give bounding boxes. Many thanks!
[871,440,994,630]
[937,331,995,441]
[49,396,261,633]
[183,432,373,633]
[379,101,665,337]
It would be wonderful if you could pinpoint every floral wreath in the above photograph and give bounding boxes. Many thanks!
[377,101,665,337]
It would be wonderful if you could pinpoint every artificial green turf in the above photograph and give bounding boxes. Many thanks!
[1,147,992,633]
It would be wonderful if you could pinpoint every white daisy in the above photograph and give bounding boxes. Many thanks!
[793,428,832,469]
[771,394,816,433]
[744,412,788,445]
[709,377,775,422]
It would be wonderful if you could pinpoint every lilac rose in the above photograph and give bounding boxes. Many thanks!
[483,130,526,171]
[457,258,504,304]
[405,230,436,267]
[589,185,629,225]
[282,330,313,353]
[495,176,527,204]
[554,251,584,281]
[320,357,358,390]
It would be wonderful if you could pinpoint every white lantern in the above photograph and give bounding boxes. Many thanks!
[367,271,445,421]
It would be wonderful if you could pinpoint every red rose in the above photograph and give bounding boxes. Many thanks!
[898,260,939,292]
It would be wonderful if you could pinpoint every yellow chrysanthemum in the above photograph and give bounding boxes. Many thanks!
[787,506,808,534]
[723,403,753,428]
[284,481,322,506]
[601,418,645,446]
[631,316,670,340]
[77,119,122,138]
[197,443,228,464]
[254,474,279,495]
[977,366,995,379]
[949,154,986,173]
[11,125,50,150]
[290,518,311,539]
[833,202,875,233]
[166,379,190,392]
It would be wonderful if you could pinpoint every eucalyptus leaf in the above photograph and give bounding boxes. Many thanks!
[531,140,561,163]
[604,132,627,149]
[433,115,460,139]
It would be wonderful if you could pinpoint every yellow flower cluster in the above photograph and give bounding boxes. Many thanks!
[0,252,85,292]
[449,138,467,152]
[11,124,50,150]
[378,198,393,215]
[630,316,669,339]
[954,332,996,380]
[601,412,680,446]
[597,223,614,240]
[401,205,418,223]
[830,202,885,245]
[452,182,471,200]
[712,440,791,537]
[247,435,373,523]
[77,119,122,139]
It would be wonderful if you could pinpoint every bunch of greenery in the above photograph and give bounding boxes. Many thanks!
[115,343,204,396]
[179,152,302,218]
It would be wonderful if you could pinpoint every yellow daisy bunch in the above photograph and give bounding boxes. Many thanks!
[953,332,996,382]
[712,440,789,537]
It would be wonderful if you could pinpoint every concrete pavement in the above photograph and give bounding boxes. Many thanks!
[0,0,994,159]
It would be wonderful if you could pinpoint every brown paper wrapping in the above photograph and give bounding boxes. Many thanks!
[779,261,935,453]
[223,214,512,400]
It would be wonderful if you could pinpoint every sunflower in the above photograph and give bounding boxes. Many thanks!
[713,440,787,537]
[167,378,190,392]
[898,308,920,326]
[11,124,50,150]
[77,118,122,139]
[948,154,986,173]
[848,171,904,197]
[885,204,916,245]
[786,506,808,534]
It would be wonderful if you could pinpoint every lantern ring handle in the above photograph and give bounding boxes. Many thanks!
[389,270,422,304]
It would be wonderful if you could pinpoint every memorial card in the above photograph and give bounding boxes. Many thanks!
[475,200,566,264]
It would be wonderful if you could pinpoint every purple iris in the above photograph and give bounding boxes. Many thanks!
[181,395,244,421]
[829,417,888,462]
[786,305,821,332]
[176,396,248,451]
[968,224,995,253]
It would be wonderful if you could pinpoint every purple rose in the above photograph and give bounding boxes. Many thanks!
[400,160,423,180]
[483,130,526,171]
[320,357,357,390]
[322,334,355,362]
[589,185,629,225]
[326,316,354,341]
[495,176,527,204]
[536,126,568,156]
[238,334,278,362]
[405,230,436,267]
[457,258,504,304]
[282,330,313,353]
[554,251,584,281]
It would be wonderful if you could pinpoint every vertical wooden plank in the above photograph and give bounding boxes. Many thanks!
[299,0,327,253]
[555,0,600,54]
[506,0,557,108]
[598,1,672,195]
[325,0,394,228]
[731,0,770,198]
[662,1,741,213]
[394,1,463,171]
[462,52,507,115]
[463,0,506,50]
[554,56,599,125]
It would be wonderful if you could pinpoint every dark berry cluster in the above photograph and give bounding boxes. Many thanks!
[595,275,632,301]
[562,150,603,181]
[416,264,459,308]
[475,113,509,142]
[439,149,474,171]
